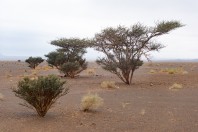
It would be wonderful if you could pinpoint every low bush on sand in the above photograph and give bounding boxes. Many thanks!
[101,81,118,89]
[13,75,68,117]
[81,93,103,112]
[169,83,183,91]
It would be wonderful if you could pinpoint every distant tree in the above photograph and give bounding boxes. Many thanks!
[45,38,91,78]
[93,21,183,85]
[25,57,44,69]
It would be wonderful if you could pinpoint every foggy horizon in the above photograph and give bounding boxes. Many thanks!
[1,0,198,60]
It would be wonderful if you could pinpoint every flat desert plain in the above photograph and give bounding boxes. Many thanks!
[0,61,198,132]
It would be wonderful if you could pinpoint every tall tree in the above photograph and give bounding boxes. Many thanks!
[93,21,183,84]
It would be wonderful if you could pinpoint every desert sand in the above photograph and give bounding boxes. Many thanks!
[0,61,198,132]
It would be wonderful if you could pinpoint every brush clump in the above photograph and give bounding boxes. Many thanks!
[81,93,104,112]
[169,83,183,91]
[101,81,118,89]
[86,68,96,76]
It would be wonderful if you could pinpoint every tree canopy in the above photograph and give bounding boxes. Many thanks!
[93,21,183,84]
[45,38,91,78]
[25,57,44,69]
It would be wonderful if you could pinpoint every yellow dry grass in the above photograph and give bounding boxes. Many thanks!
[160,68,188,75]
[122,102,130,108]
[81,93,104,111]
[101,81,118,89]
[86,68,96,76]
[6,74,12,78]
[169,83,183,91]
[42,65,53,71]
[149,69,156,74]
[140,109,146,115]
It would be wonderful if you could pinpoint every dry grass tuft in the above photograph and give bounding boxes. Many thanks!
[140,109,146,115]
[81,93,104,112]
[6,74,13,78]
[149,69,156,74]
[122,102,130,108]
[31,70,37,76]
[169,83,183,91]
[182,71,188,75]
[0,93,4,101]
[86,68,96,76]
[160,68,188,75]
[42,66,53,71]
[101,81,118,89]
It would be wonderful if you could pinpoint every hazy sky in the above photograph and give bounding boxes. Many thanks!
[0,0,198,60]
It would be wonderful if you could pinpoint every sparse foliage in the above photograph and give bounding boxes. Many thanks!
[93,21,183,84]
[25,57,44,69]
[45,38,91,78]
[81,93,104,112]
[13,75,68,117]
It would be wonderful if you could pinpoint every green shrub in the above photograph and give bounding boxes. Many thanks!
[13,75,68,117]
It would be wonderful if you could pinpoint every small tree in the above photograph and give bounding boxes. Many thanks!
[45,38,90,78]
[93,21,183,85]
[13,75,68,117]
[25,57,44,69]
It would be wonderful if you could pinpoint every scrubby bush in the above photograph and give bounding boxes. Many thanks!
[93,21,183,84]
[13,75,68,117]
[81,93,103,112]
[45,38,91,78]
[25,57,44,69]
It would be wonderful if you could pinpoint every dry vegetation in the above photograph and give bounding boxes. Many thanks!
[81,93,104,112]
[160,68,188,74]
[169,83,183,91]
[101,81,118,89]
[86,68,96,76]
[149,67,188,75]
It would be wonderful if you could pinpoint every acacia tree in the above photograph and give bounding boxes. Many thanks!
[25,57,44,69]
[45,38,91,78]
[93,21,183,85]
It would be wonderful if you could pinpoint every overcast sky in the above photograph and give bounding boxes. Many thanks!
[0,0,198,60]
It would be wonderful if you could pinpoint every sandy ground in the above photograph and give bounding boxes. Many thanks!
[0,61,198,132]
